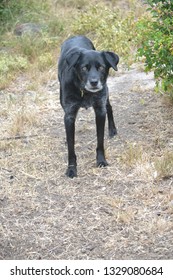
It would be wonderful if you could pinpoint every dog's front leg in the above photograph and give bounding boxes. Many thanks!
[64,111,78,178]
[94,107,108,167]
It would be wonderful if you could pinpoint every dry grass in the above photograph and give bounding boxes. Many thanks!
[155,151,173,180]
[120,143,144,166]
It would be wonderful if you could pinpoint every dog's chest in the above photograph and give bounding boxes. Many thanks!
[80,92,95,109]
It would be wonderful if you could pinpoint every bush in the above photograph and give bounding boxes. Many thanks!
[0,53,28,89]
[0,0,49,32]
[0,0,7,20]
[137,0,173,99]
[72,3,143,66]
[0,53,28,74]
[0,0,68,88]
[13,34,56,61]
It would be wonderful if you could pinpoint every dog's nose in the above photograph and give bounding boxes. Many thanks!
[90,79,98,87]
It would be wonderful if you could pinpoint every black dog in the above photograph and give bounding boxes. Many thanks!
[58,35,119,178]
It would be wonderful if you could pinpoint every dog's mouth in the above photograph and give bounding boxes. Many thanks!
[84,81,103,93]
[85,87,102,93]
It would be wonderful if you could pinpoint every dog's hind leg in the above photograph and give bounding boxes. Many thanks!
[106,98,117,138]
[64,107,79,178]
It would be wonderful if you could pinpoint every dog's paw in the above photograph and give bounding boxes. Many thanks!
[97,160,108,168]
[66,166,77,178]
[109,127,117,138]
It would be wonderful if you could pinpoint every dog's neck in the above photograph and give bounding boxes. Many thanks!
[80,88,101,97]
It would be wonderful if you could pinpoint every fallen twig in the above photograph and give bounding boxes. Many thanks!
[0,134,38,141]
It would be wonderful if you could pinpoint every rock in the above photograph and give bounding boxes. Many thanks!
[14,23,42,36]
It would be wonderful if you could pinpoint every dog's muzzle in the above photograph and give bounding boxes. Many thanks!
[85,80,103,92]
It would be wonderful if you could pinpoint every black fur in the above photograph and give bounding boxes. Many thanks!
[58,35,119,178]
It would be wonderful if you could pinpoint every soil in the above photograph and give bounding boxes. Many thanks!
[0,64,173,259]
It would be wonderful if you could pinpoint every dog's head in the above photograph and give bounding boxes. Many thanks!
[66,49,119,93]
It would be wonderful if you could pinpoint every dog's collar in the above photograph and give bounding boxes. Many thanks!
[80,88,101,97]
[80,88,95,96]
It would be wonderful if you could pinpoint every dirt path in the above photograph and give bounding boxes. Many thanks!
[0,64,173,259]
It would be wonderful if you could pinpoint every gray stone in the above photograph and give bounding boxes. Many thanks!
[14,23,42,36]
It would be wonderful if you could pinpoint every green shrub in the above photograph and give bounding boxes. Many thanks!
[137,0,173,99]
[0,0,67,88]
[0,53,27,73]
[13,34,56,61]
[0,52,28,89]
[0,0,9,24]
[0,0,49,33]
[72,4,142,66]
[38,52,54,71]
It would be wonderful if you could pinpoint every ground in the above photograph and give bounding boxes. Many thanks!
[0,63,173,259]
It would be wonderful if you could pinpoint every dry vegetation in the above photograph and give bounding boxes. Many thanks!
[0,0,173,259]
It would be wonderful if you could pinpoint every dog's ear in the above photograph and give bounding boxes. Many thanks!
[66,50,81,69]
[102,51,119,71]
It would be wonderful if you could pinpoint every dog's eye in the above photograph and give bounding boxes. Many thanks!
[81,66,88,72]
[98,65,105,71]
